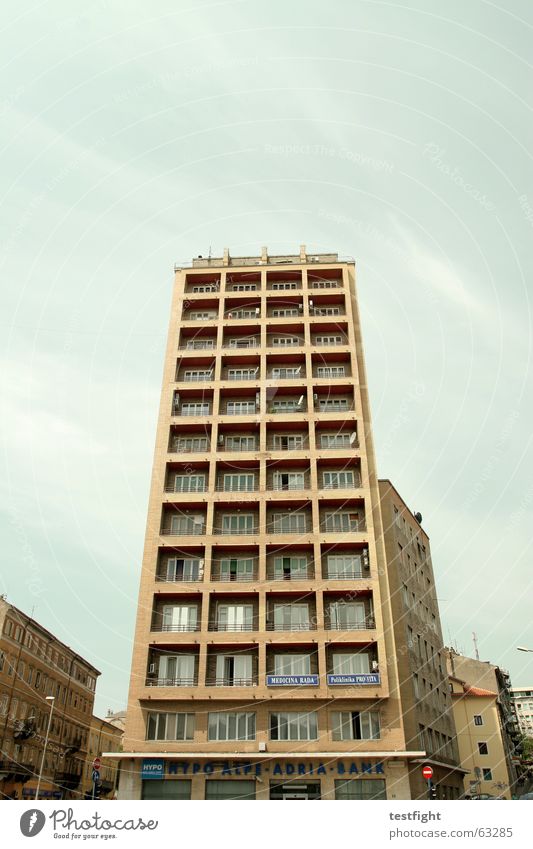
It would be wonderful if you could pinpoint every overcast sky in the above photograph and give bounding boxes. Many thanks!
[1,0,532,716]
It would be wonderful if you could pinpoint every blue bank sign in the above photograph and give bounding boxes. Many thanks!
[327,673,381,685]
[267,674,319,686]
[142,759,165,779]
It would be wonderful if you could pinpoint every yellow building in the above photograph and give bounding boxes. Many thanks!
[113,247,426,800]
[81,716,123,799]
[449,678,512,799]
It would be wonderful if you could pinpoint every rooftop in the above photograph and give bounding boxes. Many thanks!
[174,245,355,270]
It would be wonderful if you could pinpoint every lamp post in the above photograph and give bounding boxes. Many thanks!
[35,696,55,801]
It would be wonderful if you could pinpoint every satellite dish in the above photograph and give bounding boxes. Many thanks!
[414,512,423,524]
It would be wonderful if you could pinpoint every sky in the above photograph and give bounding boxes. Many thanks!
[0,0,532,717]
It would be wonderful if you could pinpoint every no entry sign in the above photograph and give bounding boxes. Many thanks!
[422,765,433,780]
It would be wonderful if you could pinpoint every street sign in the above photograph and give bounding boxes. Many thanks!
[92,769,100,783]
[422,765,433,780]
[92,757,101,770]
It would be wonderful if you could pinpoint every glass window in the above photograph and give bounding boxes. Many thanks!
[183,370,213,382]
[334,779,386,800]
[323,511,360,532]
[274,654,310,675]
[219,558,254,580]
[272,603,309,630]
[331,653,370,674]
[478,742,488,755]
[326,555,362,578]
[161,604,198,631]
[228,337,258,348]
[271,513,306,533]
[228,368,258,380]
[146,712,195,741]
[473,715,483,726]
[165,558,201,581]
[273,472,305,490]
[181,402,210,416]
[269,711,318,741]
[205,780,256,800]
[322,470,354,488]
[319,398,349,411]
[272,337,300,346]
[320,433,353,448]
[222,473,255,492]
[185,339,214,349]
[225,435,257,450]
[271,308,299,317]
[157,654,196,685]
[221,514,255,534]
[173,436,209,452]
[142,780,192,800]
[317,366,345,377]
[215,654,253,686]
[273,556,308,579]
[331,711,380,740]
[273,434,305,450]
[174,474,206,492]
[169,514,205,534]
[216,604,254,631]
[227,400,256,415]
[328,601,366,629]
[208,712,256,741]
[482,768,492,781]
[271,366,302,378]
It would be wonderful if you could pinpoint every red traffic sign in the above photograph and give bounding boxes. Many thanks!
[422,765,433,780]
[92,757,101,770]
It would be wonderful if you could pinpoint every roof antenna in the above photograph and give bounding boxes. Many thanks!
[472,631,480,661]
[208,245,212,259]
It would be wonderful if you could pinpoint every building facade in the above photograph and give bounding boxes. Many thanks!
[116,247,425,801]
[81,716,123,799]
[510,688,533,739]
[446,651,522,798]
[378,481,464,799]
[0,597,100,800]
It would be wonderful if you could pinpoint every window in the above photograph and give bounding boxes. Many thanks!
[208,712,255,741]
[173,474,206,492]
[180,402,210,416]
[164,558,202,582]
[478,742,488,755]
[313,306,341,315]
[326,554,362,578]
[0,694,8,716]
[192,284,216,293]
[226,400,256,415]
[273,556,308,580]
[271,512,306,533]
[270,711,318,741]
[319,398,349,411]
[331,653,370,675]
[0,651,4,672]
[315,335,344,345]
[219,558,254,581]
[221,514,256,534]
[161,604,198,631]
[273,434,305,450]
[185,338,214,349]
[482,768,493,781]
[169,514,205,534]
[272,602,309,631]
[189,311,216,320]
[271,281,298,290]
[319,432,353,448]
[227,308,258,319]
[228,368,258,380]
[272,336,300,346]
[273,471,305,490]
[270,398,303,412]
[173,436,209,452]
[328,601,366,629]
[157,654,196,685]
[228,337,258,348]
[274,654,311,675]
[271,366,301,379]
[146,713,195,740]
[215,654,253,686]
[335,779,386,800]
[183,369,213,382]
[205,780,255,800]
[331,711,380,740]
[322,470,354,489]
[271,308,299,317]
[222,473,256,492]
[413,674,419,699]
[216,604,254,631]
[231,283,256,291]
[473,715,483,726]
[317,365,345,377]
[323,511,360,532]
[225,435,257,451]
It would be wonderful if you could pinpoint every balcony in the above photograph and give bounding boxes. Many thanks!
[319,516,366,534]
[223,337,260,349]
[213,523,259,536]
[324,615,375,631]
[266,435,309,451]
[314,400,354,414]
[266,620,317,632]
[145,676,198,687]
[218,436,259,452]
[151,621,201,633]
[179,339,216,350]
[161,522,206,536]
[208,620,259,632]
[266,516,313,535]
[215,477,259,493]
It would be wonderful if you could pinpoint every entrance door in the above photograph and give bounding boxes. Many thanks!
[282,792,308,800]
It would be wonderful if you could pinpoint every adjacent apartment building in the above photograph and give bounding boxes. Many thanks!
[446,651,522,798]
[116,246,428,800]
[0,597,100,800]
[379,481,464,799]
[81,716,123,799]
[510,688,533,739]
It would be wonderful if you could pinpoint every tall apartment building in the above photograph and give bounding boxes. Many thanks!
[510,687,533,738]
[116,247,426,801]
[378,481,464,799]
[0,597,100,800]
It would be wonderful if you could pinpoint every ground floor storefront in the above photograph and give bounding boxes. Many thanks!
[117,754,415,800]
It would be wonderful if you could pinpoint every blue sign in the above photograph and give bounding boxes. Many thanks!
[92,769,100,782]
[141,758,165,779]
[327,673,381,686]
[266,674,319,686]
[166,759,385,777]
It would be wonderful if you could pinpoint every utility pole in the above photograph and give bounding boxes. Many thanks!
[473,632,480,661]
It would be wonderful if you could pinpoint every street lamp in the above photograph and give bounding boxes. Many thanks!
[517,647,533,653]
[35,696,55,801]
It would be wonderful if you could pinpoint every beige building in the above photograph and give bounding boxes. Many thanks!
[379,481,465,799]
[510,688,533,739]
[115,247,426,800]
[0,597,100,800]
[446,651,522,798]
[81,716,123,799]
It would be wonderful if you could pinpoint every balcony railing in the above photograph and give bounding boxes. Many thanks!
[155,574,203,583]
[179,373,214,382]
[266,438,309,451]
[266,520,313,534]
[324,617,375,630]
[161,524,206,536]
[151,622,201,632]
[211,570,259,582]
[223,338,260,349]
[269,404,307,414]
[219,441,259,452]
[320,477,360,490]
[319,520,366,533]
[215,481,259,492]
[271,479,310,491]
[145,677,198,687]
[267,570,314,581]
[315,402,354,413]
[323,570,365,580]
[208,622,258,632]
[179,341,216,350]
[165,484,207,493]
[205,677,257,687]
[266,621,317,631]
